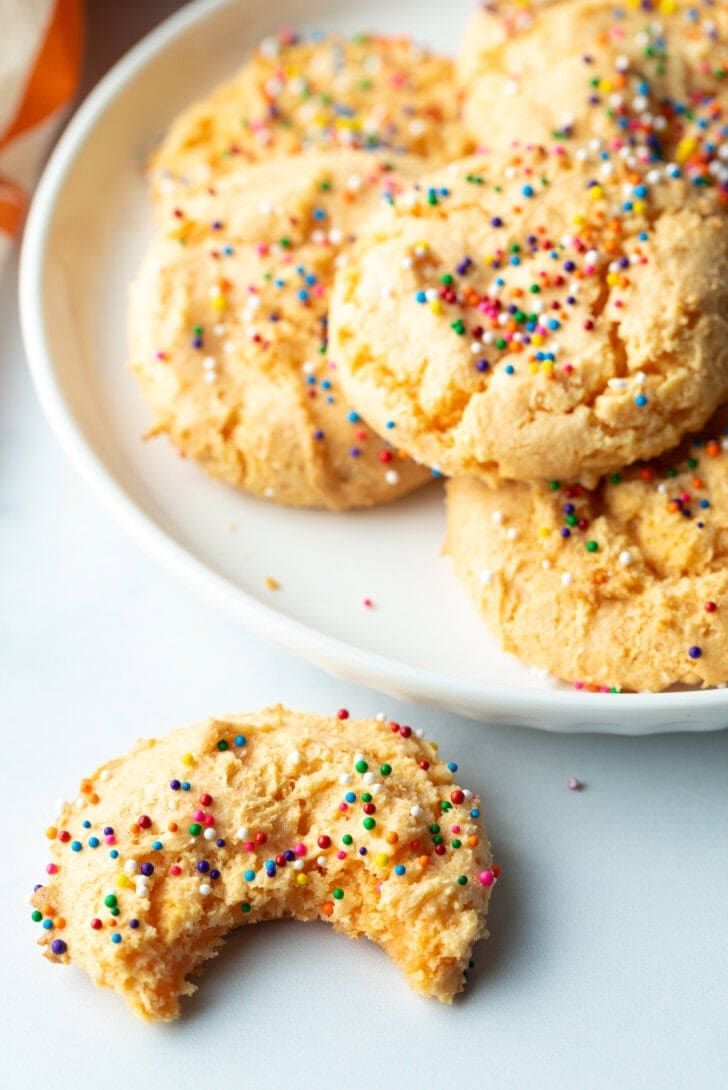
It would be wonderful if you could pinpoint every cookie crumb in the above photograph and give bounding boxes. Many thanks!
[265,576,280,590]
[567,777,583,791]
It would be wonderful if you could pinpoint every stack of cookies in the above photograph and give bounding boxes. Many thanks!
[130,3,728,693]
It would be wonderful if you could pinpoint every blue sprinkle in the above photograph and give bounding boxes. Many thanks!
[182,782,191,791]
[88,837,99,848]
[42,919,54,930]
[505,364,515,375]
[152,840,163,850]
[448,762,458,772]
[234,735,246,747]
[394,865,406,876]
[244,869,256,882]
[414,290,427,304]
[71,841,82,852]
[522,185,534,198]
[347,410,360,423]
[635,393,648,407]
[82,820,91,829]
[385,420,395,429]
[345,791,356,803]
[111,933,122,944]
[470,808,480,819]
[109,849,119,859]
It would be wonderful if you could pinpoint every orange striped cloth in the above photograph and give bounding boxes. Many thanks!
[0,0,84,258]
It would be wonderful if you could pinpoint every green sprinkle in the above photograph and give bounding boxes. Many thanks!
[363,817,376,831]
[609,473,622,484]
[110,907,120,917]
[430,823,441,834]
[241,902,251,914]
[450,319,466,335]
[380,763,392,777]
[440,800,453,812]
[495,337,507,349]
[687,458,698,469]
[342,834,353,846]
[355,759,368,774]
[441,274,454,286]
[451,838,462,849]
[217,740,229,751]
[31,910,42,922]
[586,540,599,553]
[189,823,202,836]
[457,875,468,886]
[361,792,372,803]
[333,888,344,900]
[104,894,117,908]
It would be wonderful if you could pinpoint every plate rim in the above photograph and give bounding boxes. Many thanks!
[18,0,728,733]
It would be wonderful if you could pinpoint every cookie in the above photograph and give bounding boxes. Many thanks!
[329,146,728,484]
[458,0,728,196]
[129,150,430,508]
[151,30,472,198]
[445,412,728,692]
[30,706,495,1021]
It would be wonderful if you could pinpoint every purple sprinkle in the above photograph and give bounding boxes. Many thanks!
[103,827,114,836]
[490,216,503,228]
[475,358,490,372]
[349,447,361,458]
[197,860,210,873]
[216,838,225,848]
[688,646,702,659]
[50,939,67,955]
[140,862,154,877]
[129,919,140,929]
[170,779,181,790]
[209,869,221,881]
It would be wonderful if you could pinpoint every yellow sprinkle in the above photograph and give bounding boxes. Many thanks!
[676,137,696,164]
[429,299,443,315]
[182,753,195,767]
[117,874,134,890]
[295,873,308,886]
[211,295,227,311]
[588,185,604,202]
[538,526,551,538]
[606,272,619,287]
[632,200,646,215]
[598,79,613,93]
[374,853,390,868]
[572,214,586,226]
[659,0,676,11]
[529,362,539,374]
[531,334,545,346]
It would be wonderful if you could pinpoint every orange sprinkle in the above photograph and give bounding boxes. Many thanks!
[45,827,57,840]
[385,832,399,845]
[321,901,334,918]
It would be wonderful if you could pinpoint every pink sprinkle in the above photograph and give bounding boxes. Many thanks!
[203,815,215,826]
[46,863,58,875]
[170,865,182,875]
[193,810,205,821]
[336,851,346,860]
[451,824,461,834]
[244,841,255,853]
[363,598,374,609]
[573,681,585,690]
[477,870,494,887]
[105,835,116,845]
[338,803,348,812]
[294,843,307,857]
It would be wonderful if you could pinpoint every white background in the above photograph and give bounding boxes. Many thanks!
[2,3,727,1088]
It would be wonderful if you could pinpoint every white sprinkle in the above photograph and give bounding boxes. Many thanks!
[619,550,634,567]
[339,773,352,785]
[561,572,573,587]
[385,470,400,486]
[99,770,110,782]
[316,855,326,867]
[203,827,217,841]
[362,771,375,784]
[491,510,504,525]
[506,527,519,541]
[480,569,493,586]
[410,805,422,818]
[542,559,552,570]
[375,713,386,722]
[293,859,305,872]
[199,883,211,896]
[235,827,249,841]
[202,356,216,371]
[371,783,383,795]
[124,860,137,876]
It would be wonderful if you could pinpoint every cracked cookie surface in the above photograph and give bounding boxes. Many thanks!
[129,150,430,509]
[151,31,473,200]
[457,0,728,189]
[445,411,728,692]
[31,706,494,1021]
[330,147,728,484]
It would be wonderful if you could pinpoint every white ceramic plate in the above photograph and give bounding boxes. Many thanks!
[19,0,728,733]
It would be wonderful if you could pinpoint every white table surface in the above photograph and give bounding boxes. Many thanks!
[3,6,728,1088]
